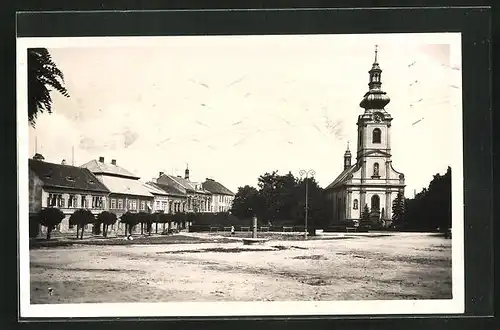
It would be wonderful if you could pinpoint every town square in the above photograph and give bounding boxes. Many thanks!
[20,33,461,312]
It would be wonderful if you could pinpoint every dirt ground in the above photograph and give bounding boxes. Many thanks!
[29,232,452,304]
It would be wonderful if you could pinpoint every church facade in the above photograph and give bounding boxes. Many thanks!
[325,48,405,228]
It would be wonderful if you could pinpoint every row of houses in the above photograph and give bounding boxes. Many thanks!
[28,153,235,235]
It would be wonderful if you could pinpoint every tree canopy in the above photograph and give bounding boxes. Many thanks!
[28,48,69,127]
[231,170,330,230]
[404,167,451,231]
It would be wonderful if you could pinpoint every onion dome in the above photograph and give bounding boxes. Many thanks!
[359,45,391,110]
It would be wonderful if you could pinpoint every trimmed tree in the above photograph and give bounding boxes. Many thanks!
[153,211,164,234]
[97,211,118,238]
[359,204,371,230]
[391,192,406,230]
[137,212,153,235]
[120,212,140,236]
[37,207,65,240]
[69,209,95,239]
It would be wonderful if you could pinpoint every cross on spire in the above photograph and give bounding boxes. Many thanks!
[374,45,379,63]
[347,140,350,151]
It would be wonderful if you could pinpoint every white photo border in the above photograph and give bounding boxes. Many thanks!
[17,32,464,318]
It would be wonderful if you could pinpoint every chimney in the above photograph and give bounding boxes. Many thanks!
[111,159,117,165]
[61,159,67,165]
[99,156,104,163]
[159,171,164,177]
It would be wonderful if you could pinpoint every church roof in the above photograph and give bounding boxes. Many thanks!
[325,164,357,190]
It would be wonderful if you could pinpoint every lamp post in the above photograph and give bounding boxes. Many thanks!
[299,169,315,239]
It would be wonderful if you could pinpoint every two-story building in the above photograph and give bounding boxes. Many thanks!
[144,181,187,214]
[29,154,110,236]
[156,167,212,213]
[202,178,235,212]
[80,157,154,217]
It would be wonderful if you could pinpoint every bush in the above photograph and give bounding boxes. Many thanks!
[37,207,65,240]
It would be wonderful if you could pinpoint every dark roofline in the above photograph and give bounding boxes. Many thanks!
[92,171,141,180]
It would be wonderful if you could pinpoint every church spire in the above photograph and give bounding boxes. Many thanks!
[344,141,352,169]
[359,45,391,110]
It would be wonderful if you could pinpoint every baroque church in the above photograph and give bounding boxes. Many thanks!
[325,47,405,228]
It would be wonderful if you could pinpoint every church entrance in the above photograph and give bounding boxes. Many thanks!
[371,195,380,210]
[370,195,381,226]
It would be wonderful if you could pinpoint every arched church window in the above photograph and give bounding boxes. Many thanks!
[373,163,380,176]
[353,199,358,210]
[372,128,381,143]
[371,195,380,211]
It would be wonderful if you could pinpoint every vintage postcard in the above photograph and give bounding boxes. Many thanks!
[17,32,464,318]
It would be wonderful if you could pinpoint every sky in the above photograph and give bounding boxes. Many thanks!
[25,34,462,196]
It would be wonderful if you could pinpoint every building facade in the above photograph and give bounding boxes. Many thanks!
[143,181,187,214]
[202,178,235,212]
[29,156,110,235]
[156,167,212,213]
[81,157,154,218]
[325,48,405,228]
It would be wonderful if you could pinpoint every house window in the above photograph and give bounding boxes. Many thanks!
[372,128,381,143]
[156,201,161,210]
[162,201,167,210]
[117,199,123,209]
[81,195,88,208]
[110,199,116,209]
[132,200,137,210]
[57,195,65,208]
[353,199,359,210]
[67,195,75,208]
[140,200,146,211]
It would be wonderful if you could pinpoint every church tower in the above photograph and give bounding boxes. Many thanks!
[325,46,405,228]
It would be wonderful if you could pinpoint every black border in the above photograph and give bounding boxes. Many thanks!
[3,4,494,330]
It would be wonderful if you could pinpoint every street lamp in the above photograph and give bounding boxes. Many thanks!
[299,169,315,239]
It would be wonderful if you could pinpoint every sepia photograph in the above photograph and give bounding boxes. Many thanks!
[17,32,464,318]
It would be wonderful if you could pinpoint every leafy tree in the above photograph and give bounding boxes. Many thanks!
[37,207,64,240]
[28,48,69,127]
[359,204,371,230]
[69,209,95,239]
[231,185,262,219]
[97,211,117,238]
[391,192,406,229]
[404,167,451,232]
[120,211,140,236]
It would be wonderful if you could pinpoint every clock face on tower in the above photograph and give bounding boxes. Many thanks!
[374,112,384,122]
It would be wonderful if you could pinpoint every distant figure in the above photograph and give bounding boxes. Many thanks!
[230,226,235,235]
[48,287,53,296]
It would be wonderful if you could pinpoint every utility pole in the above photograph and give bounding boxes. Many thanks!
[299,169,315,239]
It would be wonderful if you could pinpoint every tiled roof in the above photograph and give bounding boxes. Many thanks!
[143,182,170,196]
[202,179,234,196]
[148,182,186,197]
[325,165,357,190]
[165,175,211,194]
[29,159,109,193]
[80,159,139,179]
[95,175,153,197]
